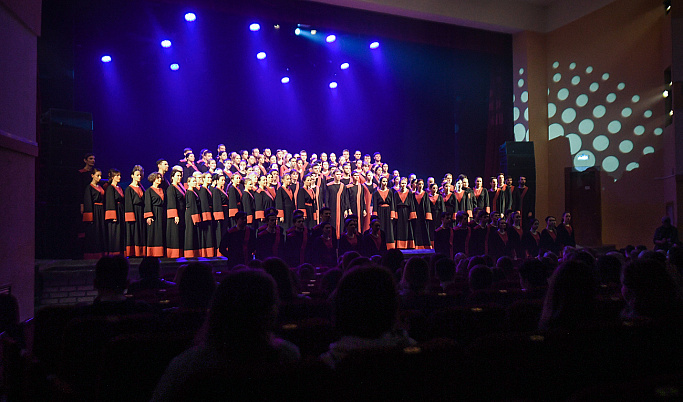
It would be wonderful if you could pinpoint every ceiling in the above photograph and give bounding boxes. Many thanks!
[307,0,618,33]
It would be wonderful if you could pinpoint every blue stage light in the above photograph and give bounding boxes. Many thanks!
[295,28,301,35]
[249,23,261,32]
[340,63,349,70]
[370,41,380,49]
[257,52,267,60]
[101,55,112,63]
[281,77,290,84]
[329,82,338,89]
[326,35,336,43]
[185,13,196,22]
[161,40,172,48]
[170,63,179,70]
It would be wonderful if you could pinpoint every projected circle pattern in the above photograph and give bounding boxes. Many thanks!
[545,60,664,179]
[514,66,530,141]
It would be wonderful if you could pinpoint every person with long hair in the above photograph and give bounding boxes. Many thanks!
[393,177,416,249]
[296,174,318,229]
[124,165,146,257]
[411,178,432,250]
[227,173,243,227]
[183,175,202,258]
[152,269,300,401]
[83,168,106,259]
[212,172,229,256]
[428,183,445,248]
[166,167,186,258]
[104,168,125,256]
[372,176,396,249]
[275,172,296,230]
[471,176,490,214]
[144,172,166,257]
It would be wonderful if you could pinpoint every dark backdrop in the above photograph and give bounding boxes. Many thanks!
[39,0,512,182]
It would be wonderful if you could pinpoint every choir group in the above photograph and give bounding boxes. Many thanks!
[80,146,574,264]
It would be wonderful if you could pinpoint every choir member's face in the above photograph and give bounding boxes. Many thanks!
[321,209,331,222]
[283,175,291,186]
[492,212,501,223]
[304,176,312,188]
[381,177,388,188]
[85,155,96,167]
[291,172,299,182]
[347,221,357,233]
[187,177,197,189]
[382,164,388,173]
[323,161,330,171]
[300,151,307,161]
[462,178,469,188]
[372,221,380,232]
[546,217,556,229]
[352,172,360,184]
[514,214,522,226]
[267,215,277,229]
[253,148,260,157]
[400,179,407,190]
[356,160,363,169]
[158,161,169,173]
[506,177,513,186]
[343,150,349,159]
[294,217,304,229]
[248,156,256,165]
[270,156,277,164]
[187,153,195,162]
[172,171,182,184]
[430,184,438,194]
[563,213,571,224]
[209,160,217,169]
[234,155,241,163]
[320,153,327,162]
[393,170,400,178]
[481,214,490,225]
[416,180,424,192]
[364,155,371,163]
[205,152,213,161]
[498,175,505,186]
[330,153,337,162]
[132,170,141,183]
[219,152,227,161]
[343,165,351,174]
[475,177,483,188]
[367,172,374,182]
[239,161,247,171]
[375,154,381,162]
[498,219,507,230]
[490,178,497,188]
[532,220,539,231]
[519,177,526,186]
[393,177,400,187]
[203,175,212,186]
[455,180,462,191]
[218,145,226,153]
[259,176,267,188]
[225,160,232,168]
[313,165,321,174]
[445,174,452,184]
[442,215,452,226]
[111,173,120,185]
[217,175,226,187]
[334,171,342,182]
[264,148,271,157]
[232,175,241,186]
[242,151,249,159]
[354,151,362,160]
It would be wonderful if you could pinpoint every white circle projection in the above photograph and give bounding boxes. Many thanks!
[586,66,593,74]
[557,88,569,100]
[602,156,619,172]
[549,123,565,140]
[553,73,562,82]
[619,140,633,153]
[566,134,582,154]
[576,94,588,107]
[606,93,617,103]
[569,62,576,70]
[562,108,577,124]
[644,110,652,118]
[633,125,645,136]
[571,76,581,85]
[590,83,599,92]
[548,103,557,118]
[578,119,594,135]
[654,128,663,136]
[593,105,606,118]
[593,135,609,151]
[514,107,520,121]
[514,124,526,141]
[607,121,621,134]
[621,108,632,118]
[626,162,639,171]
[521,91,529,102]
[643,146,654,155]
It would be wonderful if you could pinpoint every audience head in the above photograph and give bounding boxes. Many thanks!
[468,265,493,291]
[518,258,549,289]
[596,254,622,285]
[621,258,682,320]
[178,262,217,310]
[539,260,598,331]
[435,258,456,284]
[94,255,129,294]
[262,257,297,301]
[333,266,398,339]
[138,257,161,280]
[340,251,362,272]
[401,257,429,293]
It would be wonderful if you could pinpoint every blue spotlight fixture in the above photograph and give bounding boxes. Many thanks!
[370,41,380,49]
[257,52,267,60]
[329,82,338,89]
[281,77,290,84]
[340,63,349,70]
[184,12,196,22]
[295,28,301,35]
[161,40,172,48]
[249,23,261,32]
[311,30,317,35]
[101,55,112,63]
[170,63,179,70]
[326,35,336,43]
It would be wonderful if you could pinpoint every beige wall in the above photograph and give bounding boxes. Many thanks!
[0,0,41,321]
[517,0,672,249]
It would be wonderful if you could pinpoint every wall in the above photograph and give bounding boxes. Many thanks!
[526,0,672,249]
[0,0,41,321]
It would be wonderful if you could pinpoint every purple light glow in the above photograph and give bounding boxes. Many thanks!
[281,77,290,84]
[249,23,260,32]
[326,35,336,43]
[329,82,338,89]
[101,55,112,63]
[340,63,349,70]
[170,63,179,70]
[257,52,267,60]
[184,13,196,22]
[370,41,380,49]
[161,40,172,48]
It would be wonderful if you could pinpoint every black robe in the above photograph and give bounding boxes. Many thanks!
[83,183,106,259]
[412,191,432,249]
[255,226,285,261]
[104,184,125,256]
[325,182,348,239]
[166,184,186,259]
[361,230,387,257]
[372,189,396,249]
[184,189,201,258]
[219,226,256,268]
[198,187,216,257]
[124,184,146,257]
[275,185,296,230]
[144,186,166,257]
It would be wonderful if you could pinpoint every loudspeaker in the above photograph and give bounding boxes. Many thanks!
[499,141,536,185]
